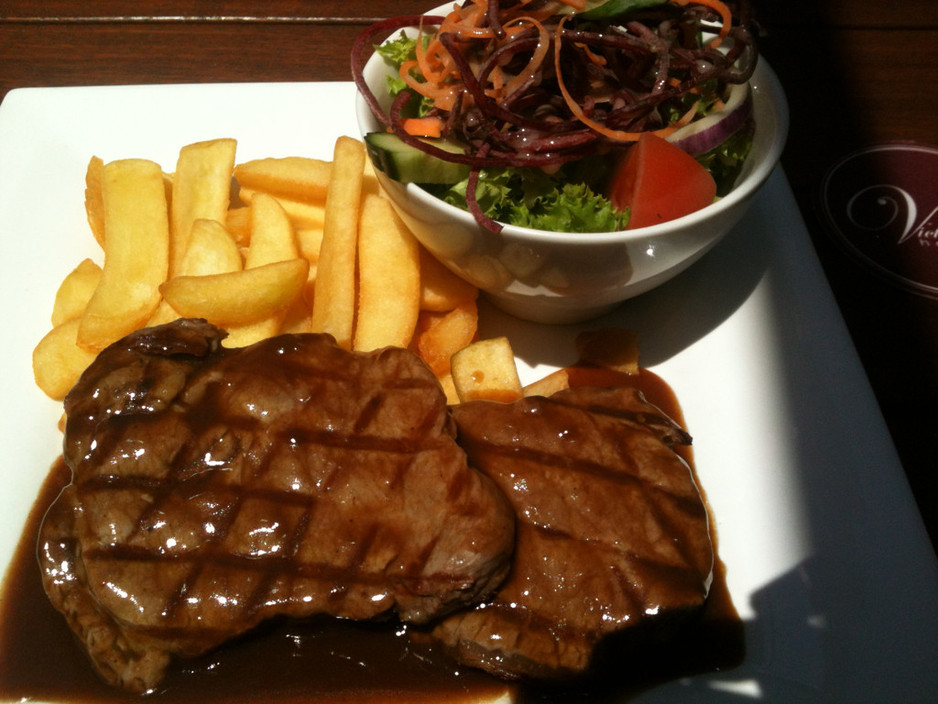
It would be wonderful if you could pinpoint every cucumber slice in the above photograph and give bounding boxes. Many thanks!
[364,132,470,185]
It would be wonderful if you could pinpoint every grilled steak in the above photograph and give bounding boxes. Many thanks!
[38,319,515,693]
[433,386,713,680]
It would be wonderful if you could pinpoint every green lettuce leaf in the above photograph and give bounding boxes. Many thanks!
[375,32,435,117]
[428,165,629,233]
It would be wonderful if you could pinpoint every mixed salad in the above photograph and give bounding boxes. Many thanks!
[352,0,758,232]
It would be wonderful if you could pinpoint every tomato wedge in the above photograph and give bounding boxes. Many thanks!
[608,132,717,229]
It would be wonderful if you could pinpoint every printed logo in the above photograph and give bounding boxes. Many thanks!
[820,143,938,297]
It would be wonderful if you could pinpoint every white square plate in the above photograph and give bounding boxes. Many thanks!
[1,82,937,702]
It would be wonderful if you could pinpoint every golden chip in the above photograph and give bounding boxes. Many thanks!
[78,158,169,351]
[451,336,523,403]
[575,328,640,374]
[51,258,102,327]
[522,368,571,398]
[148,219,243,327]
[244,193,298,268]
[238,188,326,231]
[84,156,106,248]
[160,258,308,326]
[418,248,479,312]
[310,136,365,349]
[353,193,421,352]
[170,137,237,275]
[33,318,99,400]
[234,156,332,202]
[413,300,478,378]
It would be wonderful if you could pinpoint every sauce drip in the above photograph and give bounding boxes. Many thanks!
[0,367,743,703]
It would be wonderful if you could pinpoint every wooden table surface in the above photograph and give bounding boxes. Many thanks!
[2,0,937,551]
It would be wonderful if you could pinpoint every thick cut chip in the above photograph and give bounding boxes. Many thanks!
[413,300,478,378]
[239,188,326,231]
[177,219,243,277]
[84,156,106,248]
[148,219,243,327]
[234,156,332,202]
[451,337,523,404]
[224,206,252,246]
[222,317,282,348]
[33,318,100,400]
[160,258,308,326]
[523,369,571,398]
[296,228,323,266]
[244,193,298,268]
[78,158,169,351]
[575,328,640,374]
[310,136,365,349]
[353,193,421,352]
[419,248,479,312]
[224,196,299,346]
[52,258,102,327]
[278,292,313,336]
[170,138,237,275]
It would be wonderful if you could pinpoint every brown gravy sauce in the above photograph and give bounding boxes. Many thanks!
[0,367,743,703]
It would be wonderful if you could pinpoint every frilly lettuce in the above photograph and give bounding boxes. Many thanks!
[426,164,630,233]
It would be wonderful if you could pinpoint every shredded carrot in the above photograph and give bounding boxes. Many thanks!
[575,40,608,67]
[402,116,444,138]
[399,59,457,111]
[554,17,689,142]
[415,36,448,84]
[500,16,550,102]
[673,0,732,48]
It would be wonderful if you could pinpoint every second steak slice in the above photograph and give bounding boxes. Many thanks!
[435,385,714,680]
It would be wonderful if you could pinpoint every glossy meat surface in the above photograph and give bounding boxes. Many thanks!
[434,386,713,680]
[38,319,514,693]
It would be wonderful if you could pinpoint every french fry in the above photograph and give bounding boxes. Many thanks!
[178,219,243,276]
[84,156,106,248]
[225,205,252,246]
[451,336,523,403]
[33,318,99,400]
[160,258,308,327]
[222,317,282,348]
[244,193,298,268]
[353,193,421,352]
[238,188,326,231]
[362,156,383,198]
[296,227,323,264]
[170,137,237,275]
[224,195,300,347]
[437,373,460,406]
[523,368,571,398]
[51,258,102,327]
[575,328,640,374]
[310,136,365,349]
[413,300,478,378]
[148,218,243,326]
[418,248,479,312]
[234,156,332,202]
[278,293,313,335]
[78,158,169,351]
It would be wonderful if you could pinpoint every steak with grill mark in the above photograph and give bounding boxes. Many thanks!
[38,319,515,693]
[432,386,713,680]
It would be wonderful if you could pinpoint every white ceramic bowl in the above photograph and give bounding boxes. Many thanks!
[355,21,789,324]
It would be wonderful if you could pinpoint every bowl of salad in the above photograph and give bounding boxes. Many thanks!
[353,0,788,324]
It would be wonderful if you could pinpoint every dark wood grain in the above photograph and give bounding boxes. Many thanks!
[1,0,936,551]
